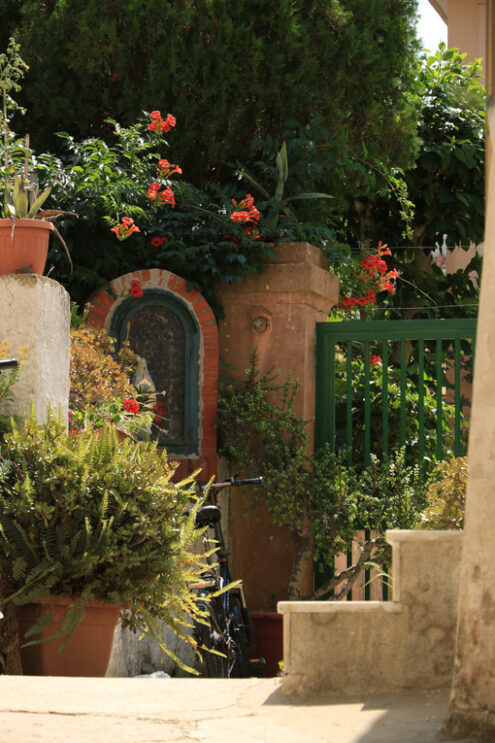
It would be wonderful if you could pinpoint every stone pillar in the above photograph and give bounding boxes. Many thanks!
[0,275,70,424]
[217,243,339,610]
[445,101,495,737]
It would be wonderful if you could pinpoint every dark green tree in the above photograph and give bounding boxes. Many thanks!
[2,0,420,188]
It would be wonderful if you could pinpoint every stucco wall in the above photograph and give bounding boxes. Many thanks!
[448,0,487,70]
[0,274,70,424]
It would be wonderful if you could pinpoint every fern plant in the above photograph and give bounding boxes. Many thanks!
[0,410,210,667]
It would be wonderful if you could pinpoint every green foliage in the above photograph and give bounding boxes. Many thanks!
[0,412,210,663]
[345,45,485,321]
[217,360,359,559]
[217,356,432,598]
[23,115,275,314]
[406,46,485,248]
[3,1,419,191]
[356,449,427,530]
[415,455,467,530]
[333,352,467,467]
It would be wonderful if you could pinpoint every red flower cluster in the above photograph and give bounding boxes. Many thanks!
[370,354,382,368]
[157,159,182,177]
[123,398,140,415]
[150,236,169,247]
[110,216,140,241]
[147,182,176,207]
[148,111,176,133]
[130,279,143,298]
[339,289,376,310]
[338,242,398,312]
[231,193,260,225]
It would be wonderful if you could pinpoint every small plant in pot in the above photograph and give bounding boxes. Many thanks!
[0,409,211,676]
[0,37,73,275]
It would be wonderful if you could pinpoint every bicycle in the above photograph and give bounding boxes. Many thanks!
[190,476,265,678]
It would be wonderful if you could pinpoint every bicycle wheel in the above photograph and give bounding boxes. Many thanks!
[227,592,251,677]
[194,598,228,678]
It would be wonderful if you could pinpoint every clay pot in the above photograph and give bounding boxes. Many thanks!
[17,597,120,677]
[250,611,283,677]
[0,219,54,275]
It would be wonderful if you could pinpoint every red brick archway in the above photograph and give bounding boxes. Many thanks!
[86,268,218,481]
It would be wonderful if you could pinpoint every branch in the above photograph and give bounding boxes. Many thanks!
[307,538,381,601]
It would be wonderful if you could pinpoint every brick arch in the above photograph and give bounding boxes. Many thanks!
[86,268,218,481]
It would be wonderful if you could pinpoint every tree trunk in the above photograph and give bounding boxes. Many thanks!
[287,533,312,601]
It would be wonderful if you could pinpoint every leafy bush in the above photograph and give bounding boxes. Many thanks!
[68,323,157,437]
[30,114,276,314]
[0,413,209,664]
[218,359,363,599]
[218,353,454,600]
[70,324,138,411]
[415,456,467,530]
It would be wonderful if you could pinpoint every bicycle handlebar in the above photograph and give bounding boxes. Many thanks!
[207,476,263,490]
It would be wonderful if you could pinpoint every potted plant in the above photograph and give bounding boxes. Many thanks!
[0,38,72,275]
[0,410,210,676]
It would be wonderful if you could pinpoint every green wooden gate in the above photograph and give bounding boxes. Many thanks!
[314,318,476,599]
[315,318,477,465]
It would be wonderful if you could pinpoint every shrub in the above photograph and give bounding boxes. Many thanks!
[69,324,138,411]
[0,413,209,664]
[415,456,467,530]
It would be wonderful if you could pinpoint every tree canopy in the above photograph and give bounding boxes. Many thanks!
[1,0,420,187]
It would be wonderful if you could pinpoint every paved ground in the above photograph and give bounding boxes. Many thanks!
[0,676,484,742]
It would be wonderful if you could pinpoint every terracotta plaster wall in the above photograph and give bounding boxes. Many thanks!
[217,243,339,610]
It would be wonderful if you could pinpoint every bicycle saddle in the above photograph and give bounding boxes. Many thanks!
[195,505,221,526]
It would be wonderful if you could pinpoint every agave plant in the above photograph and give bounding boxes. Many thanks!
[234,141,333,232]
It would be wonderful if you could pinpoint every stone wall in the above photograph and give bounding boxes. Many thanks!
[279,530,463,696]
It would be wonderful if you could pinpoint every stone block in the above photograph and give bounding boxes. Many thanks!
[279,530,463,696]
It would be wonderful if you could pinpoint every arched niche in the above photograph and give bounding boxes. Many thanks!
[86,268,218,480]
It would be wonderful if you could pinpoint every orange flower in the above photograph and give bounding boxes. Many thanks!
[110,217,140,241]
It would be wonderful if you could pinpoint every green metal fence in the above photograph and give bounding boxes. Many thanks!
[314,318,477,599]
[315,318,477,464]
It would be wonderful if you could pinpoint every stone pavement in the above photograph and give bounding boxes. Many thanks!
[0,676,484,743]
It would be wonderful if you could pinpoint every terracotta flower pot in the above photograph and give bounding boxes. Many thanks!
[0,219,54,275]
[17,597,120,677]
[250,611,283,677]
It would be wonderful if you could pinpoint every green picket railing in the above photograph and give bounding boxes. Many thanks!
[315,318,477,465]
